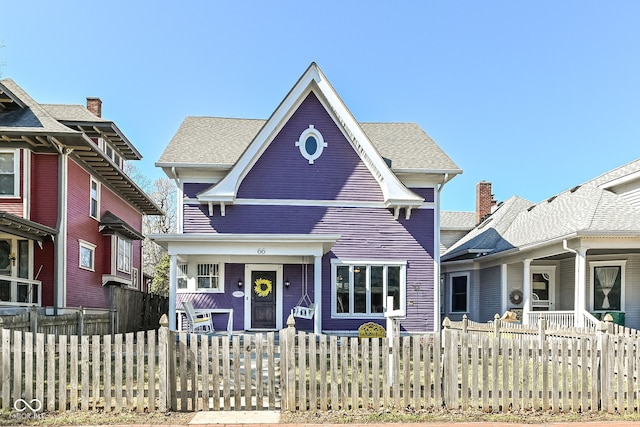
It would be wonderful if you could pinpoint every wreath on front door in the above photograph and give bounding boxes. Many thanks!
[254,278,273,297]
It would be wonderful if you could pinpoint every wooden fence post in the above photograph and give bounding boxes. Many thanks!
[78,306,84,338]
[493,313,501,339]
[538,313,547,347]
[462,314,468,334]
[598,317,613,413]
[158,314,173,412]
[29,305,37,333]
[285,313,296,411]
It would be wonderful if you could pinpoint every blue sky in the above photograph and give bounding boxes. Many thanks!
[2,1,639,212]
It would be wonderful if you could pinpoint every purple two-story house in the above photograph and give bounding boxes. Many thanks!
[152,63,461,334]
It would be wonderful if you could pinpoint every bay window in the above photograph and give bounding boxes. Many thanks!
[117,237,131,273]
[332,261,405,316]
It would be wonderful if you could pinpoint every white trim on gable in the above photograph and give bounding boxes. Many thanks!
[197,63,424,217]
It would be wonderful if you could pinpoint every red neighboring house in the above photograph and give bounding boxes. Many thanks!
[0,78,162,312]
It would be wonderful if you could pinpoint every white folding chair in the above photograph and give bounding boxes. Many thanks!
[182,301,214,333]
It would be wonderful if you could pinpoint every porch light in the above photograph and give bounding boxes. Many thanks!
[285,279,290,288]
[237,279,243,288]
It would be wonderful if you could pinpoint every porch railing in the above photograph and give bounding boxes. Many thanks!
[526,310,575,328]
[0,275,42,306]
[525,310,602,332]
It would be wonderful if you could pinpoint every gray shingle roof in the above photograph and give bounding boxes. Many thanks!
[441,211,476,230]
[444,183,640,261]
[586,158,640,188]
[157,117,461,172]
[41,104,108,122]
[0,78,79,136]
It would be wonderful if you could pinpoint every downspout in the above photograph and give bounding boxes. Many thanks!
[433,173,449,331]
[563,240,586,327]
[52,139,72,314]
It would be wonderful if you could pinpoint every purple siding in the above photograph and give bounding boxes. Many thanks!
[176,263,246,330]
[411,188,435,203]
[237,92,384,202]
[183,183,212,199]
[282,264,315,331]
[183,203,435,332]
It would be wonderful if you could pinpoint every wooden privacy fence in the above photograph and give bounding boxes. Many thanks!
[2,321,640,414]
[0,307,112,336]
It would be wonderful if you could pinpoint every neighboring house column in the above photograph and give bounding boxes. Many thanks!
[522,259,532,325]
[169,254,177,330]
[575,248,587,327]
[313,255,322,335]
[501,264,508,315]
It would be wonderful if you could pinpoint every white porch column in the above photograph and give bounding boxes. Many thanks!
[313,255,322,335]
[169,254,177,330]
[575,248,587,327]
[522,259,532,325]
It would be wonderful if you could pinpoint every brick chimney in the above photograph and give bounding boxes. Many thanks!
[86,97,102,118]
[476,181,496,224]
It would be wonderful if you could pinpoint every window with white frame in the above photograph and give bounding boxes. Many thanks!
[79,240,96,271]
[177,263,188,290]
[591,261,625,312]
[90,177,99,219]
[0,150,19,196]
[117,237,131,273]
[197,263,222,291]
[131,267,139,289]
[450,273,469,313]
[332,262,405,316]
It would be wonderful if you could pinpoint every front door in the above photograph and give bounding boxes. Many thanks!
[531,267,555,311]
[250,270,277,329]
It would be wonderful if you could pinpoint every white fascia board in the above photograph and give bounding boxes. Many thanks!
[148,233,341,256]
[313,68,423,207]
[196,68,321,204]
[196,63,423,208]
[599,170,640,190]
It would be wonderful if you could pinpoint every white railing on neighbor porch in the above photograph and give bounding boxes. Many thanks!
[526,310,575,328]
[0,275,42,306]
[525,310,601,331]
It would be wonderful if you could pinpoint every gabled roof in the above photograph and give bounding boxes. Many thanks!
[158,63,461,211]
[442,196,533,261]
[157,118,460,172]
[0,78,162,216]
[42,104,142,160]
[443,179,640,262]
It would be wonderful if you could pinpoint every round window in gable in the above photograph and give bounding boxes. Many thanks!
[295,125,327,164]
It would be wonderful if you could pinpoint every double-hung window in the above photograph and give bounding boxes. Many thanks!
[197,263,223,292]
[177,263,188,290]
[450,273,469,313]
[79,240,96,271]
[0,150,18,196]
[591,261,625,312]
[117,237,131,273]
[332,261,406,316]
[90,177,100,219]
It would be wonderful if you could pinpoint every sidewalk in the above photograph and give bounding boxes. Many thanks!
[62,411,640,427]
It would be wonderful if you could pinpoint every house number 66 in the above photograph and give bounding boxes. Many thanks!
[257,248,266,255]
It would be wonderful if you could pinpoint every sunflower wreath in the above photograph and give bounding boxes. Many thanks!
[254,278,273,297]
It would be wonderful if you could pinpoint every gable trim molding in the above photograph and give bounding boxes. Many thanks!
[196,63,424,217]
